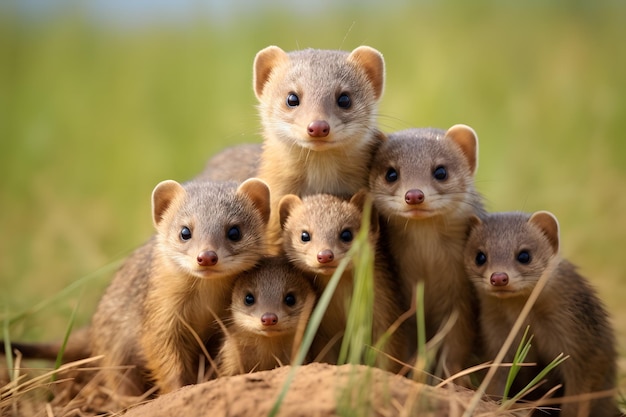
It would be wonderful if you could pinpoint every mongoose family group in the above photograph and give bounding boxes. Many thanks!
[5,45,622,416]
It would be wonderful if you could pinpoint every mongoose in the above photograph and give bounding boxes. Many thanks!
[368,125,484,382]
[216,257,316,376]
[279,191,407,372]
[254,45,388,248]
[464,211,621,417]
[90,178,270,396]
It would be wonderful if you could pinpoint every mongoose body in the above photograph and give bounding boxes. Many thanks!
[368,125,484,380]
[464,211,620,417]
[279,191,407,371]
[253,45,387,247]
[90,178,270,396]
[197,143,262,183]
[217,257,316,376]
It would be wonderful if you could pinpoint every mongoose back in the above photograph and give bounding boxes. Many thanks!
[90,178,270,396]
[368,125,484,381]
[464,211,620,417]
[216,257,316,376]
[197,143,262,183]
[254,45,387,247]
[279,191,407,371]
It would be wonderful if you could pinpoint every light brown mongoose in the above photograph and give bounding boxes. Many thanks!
[464,211,621,417]
[89,178,270,396]
[368,125,484,382]
[216,257,316,376]
[253,45,388,249]
[279,191,408,372]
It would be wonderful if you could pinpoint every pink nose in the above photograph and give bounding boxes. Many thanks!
[490,272,509,287]
[197,251,218,266]
[307,120,330,138]
[317,249,335,264]
[261,313,278,326]
[405,189,425,205]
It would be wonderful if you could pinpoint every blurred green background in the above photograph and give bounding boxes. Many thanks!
[1,0,624,391]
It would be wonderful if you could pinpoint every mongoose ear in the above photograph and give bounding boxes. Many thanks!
[528,211,560,254]
[238,178,271,225]
[350,189,379,235]
[152,180,185,228]
[466,215,482,237]
[253,45,289,100]
[444,124,479,174]
[347,46,385,101]
[278,194,303,230]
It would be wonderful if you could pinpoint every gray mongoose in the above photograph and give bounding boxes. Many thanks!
[464,211,621,417]
[89,178,270,396]
[368,125,484,383]
[216,257,316,376]
[253,45,388,249]
[279,191,408,372]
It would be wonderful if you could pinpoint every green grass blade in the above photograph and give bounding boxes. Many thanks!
[3,310,14,382]
[503,325,533,400]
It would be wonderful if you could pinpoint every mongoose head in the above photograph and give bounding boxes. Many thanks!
[151,178,271,280]
[464,211,560,299]
[230,258,316,337]
[369,124,479,221]
[278,190,378,276]
[253,45,385,151]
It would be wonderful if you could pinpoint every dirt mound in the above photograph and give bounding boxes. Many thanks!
[123,363,511,417]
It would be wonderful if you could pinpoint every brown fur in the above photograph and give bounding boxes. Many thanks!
[197,143,262,183]
[254,45,387,249]
[368,125,484,382]
[216,257,316,376]
[90,178,270,396]
[464,211,621,417]
[279,191,407,372]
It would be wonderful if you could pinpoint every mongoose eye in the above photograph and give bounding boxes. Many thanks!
[517,250,531,264]
[339,229,353,243]
[284,293,296,307]
[244,293,255,306]
[227,226,241,241]
[433,166,448,181]
[475,251,487,266]
[337,93,351,109]
[180,226,192,241]
[301,231,311,242]
[385,168,398,183]
[286,93,300,108]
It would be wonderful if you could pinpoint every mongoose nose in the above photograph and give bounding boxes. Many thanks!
[405,189,425,205]
[490,272,509,287]
[307,120,330,138]
[197,250,219,266]
[317,249,335,264]
[261,312,279,326]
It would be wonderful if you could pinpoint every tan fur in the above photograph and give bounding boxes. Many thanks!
[90,178,270,396]
[279,191,407,372]
[464,211,621,417]
[253,45,387,249]
[368,125,484,382]
[217,257,316,376]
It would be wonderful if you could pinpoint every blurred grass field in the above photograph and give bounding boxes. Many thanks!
[1,0,625,393]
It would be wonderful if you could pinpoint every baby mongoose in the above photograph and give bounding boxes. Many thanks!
[254,45,387,247]
[216,257,316,376]
[89,178,270,396]
[464,211,620,417]
[279,191,407,372]
[369,125,484,381]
